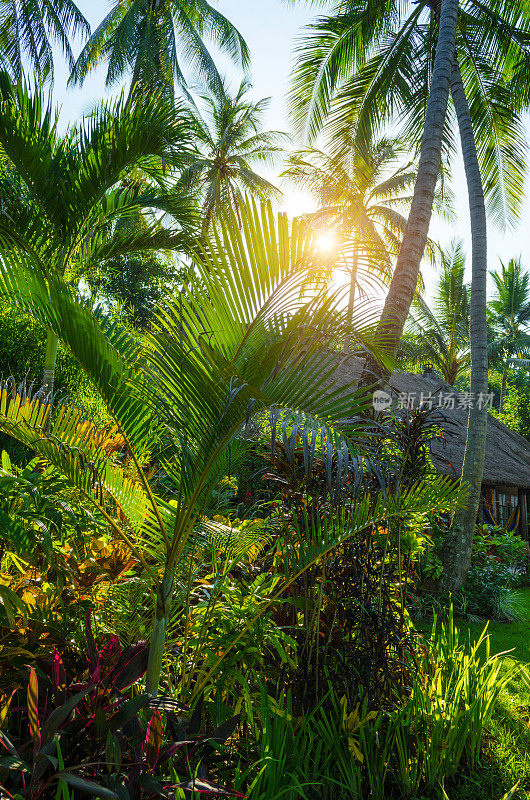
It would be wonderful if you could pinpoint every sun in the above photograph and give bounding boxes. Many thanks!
[314,230,338,254]
[279,189,338,255]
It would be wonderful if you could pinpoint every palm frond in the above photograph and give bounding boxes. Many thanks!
[0,0,89,83]
[0,379,149,532]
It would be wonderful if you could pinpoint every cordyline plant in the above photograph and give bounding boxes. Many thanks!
[0,198,465,697]
[0,615,244,798]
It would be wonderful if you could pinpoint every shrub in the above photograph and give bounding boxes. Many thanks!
[0,619,243,800]
[415,521,528,621]
[472,526,527,572]
[0,308,109,460]
[458,527,527,620]
[0,306,82,394]
[238,611,521,800]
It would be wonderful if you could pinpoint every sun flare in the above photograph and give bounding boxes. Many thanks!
[314,230,338,254]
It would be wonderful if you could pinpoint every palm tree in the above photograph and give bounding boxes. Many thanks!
[291,0,462,359]
[438,59,489,593]
[0,199,464,696]
[402,240,470,385]
[488,258,530,413]
[178,79,287,233]
[291,0,528,591]
[69,0,248,101]
[290,0,527,354]
[0,0,89,83]
[0,76,197,395]
[282,137,435,350]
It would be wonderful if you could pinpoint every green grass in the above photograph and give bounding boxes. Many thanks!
[455,588,530,664]
[438,588,530,800]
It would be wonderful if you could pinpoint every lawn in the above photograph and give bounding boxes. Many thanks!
[440,589,530,800]
[459,588,530,663]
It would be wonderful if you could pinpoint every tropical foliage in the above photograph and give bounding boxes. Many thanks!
[283,138,421,315]
[0,76,196,391]
[0,2,529,799]
[289,0,527,226]
[69,0,249,100]
[179,79,286,233]
[488,257,530,412]
[403,240,471,385]
[0,0,89,83]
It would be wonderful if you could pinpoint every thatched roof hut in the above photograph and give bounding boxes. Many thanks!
[331,356,530,536]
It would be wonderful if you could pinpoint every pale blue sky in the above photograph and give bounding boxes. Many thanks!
[48,0,530,297]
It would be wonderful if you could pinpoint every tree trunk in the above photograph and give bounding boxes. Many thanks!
[343,238,358,352]
[43,330,59,395]
[499,367,508,413]
[145,565,175,695]
[361,0,459,381]
[439,62,488,593]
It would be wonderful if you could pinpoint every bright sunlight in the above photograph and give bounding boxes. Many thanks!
[314,229,338,254]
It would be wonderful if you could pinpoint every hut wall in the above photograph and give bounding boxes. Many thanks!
[519,490,529,541]
[495,487,518,527]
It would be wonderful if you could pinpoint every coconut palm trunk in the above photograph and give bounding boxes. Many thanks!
[362,0,459,379]
[499,367,508,413]
[344,236,359,352]
[439,62,488,593]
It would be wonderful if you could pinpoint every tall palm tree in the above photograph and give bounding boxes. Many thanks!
[441,14,526,593]
[402,240,470,385]
[178,79,287,233]
[0,199,464,696]
[439,59,489,593]
[282,137,437,350]
[291,0,462,359]
[0,0,89,83]
[0,76,197,395]
[69,0,248,101]
[291,0,528,591]
[488,258,530,413]
[290,0,527,356]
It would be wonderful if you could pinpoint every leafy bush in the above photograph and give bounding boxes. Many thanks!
[472,526,527,571]
[0,307,92,397]
[0,619,243,799]
[414,521,528,621]
[458,526,527,620]
[236,612,521,800]
[0,450,103,557]
[96,252,186,331]
[490,372,530,442]
[0,308,108,456]
[0,451,147,684]
[464,562,521,621]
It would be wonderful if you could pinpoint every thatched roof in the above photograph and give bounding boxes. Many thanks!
[331,355,530,491]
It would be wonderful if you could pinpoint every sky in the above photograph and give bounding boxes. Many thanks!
[48,0,530,299]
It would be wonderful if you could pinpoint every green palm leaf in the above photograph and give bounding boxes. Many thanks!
[0,198,393,695]
[0,0,89,83]
[289,0,528,227]
[68,0,248,99]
